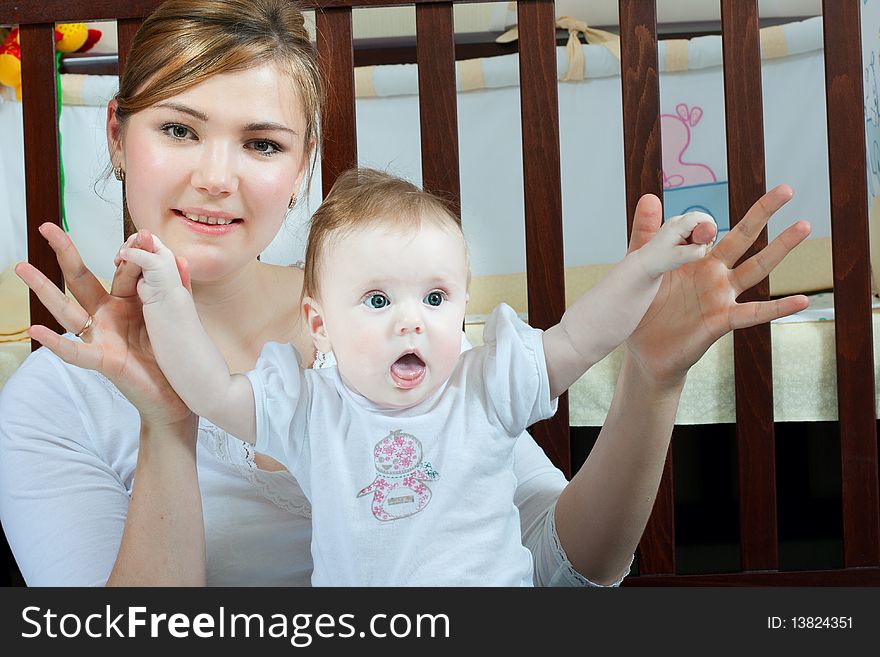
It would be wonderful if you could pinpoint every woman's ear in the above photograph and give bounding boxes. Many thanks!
[106,99,124,169]
[303,296,331,354]
[292,138,317,196]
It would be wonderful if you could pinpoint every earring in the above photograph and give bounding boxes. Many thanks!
[288,193,297,209]
[113,166,125,182]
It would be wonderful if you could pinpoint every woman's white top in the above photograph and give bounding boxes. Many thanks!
[0,338,628,586]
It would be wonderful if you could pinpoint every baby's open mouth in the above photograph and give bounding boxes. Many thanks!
[390,352,426,389]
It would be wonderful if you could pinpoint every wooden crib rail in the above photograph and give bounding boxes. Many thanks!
[720,0,777,574]
[18,23,63,340]
[822,0,880,569]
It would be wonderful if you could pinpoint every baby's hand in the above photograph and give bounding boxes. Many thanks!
[118,231,187,306]
[635,211,717,278]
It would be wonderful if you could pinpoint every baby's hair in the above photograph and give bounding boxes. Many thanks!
[303,168,466,299]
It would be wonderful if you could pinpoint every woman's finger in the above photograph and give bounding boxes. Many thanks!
[28,325,105,371]
[37,222,108,314]
[710,184,794,268]
[111,230,158,298]
[729,294,810,330]
[15,262,91,335]
[730,220,812,295]
[627,193,663,254]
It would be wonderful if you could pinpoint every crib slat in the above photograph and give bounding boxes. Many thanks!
[6,0,163,24]
[822,0,880,568]
[720,0,778,573]
[316,7,357,196]
[20,23,64,348]
[116,18,143,80]
[619,0,676,577]
[619,0,663,233]
[117,18,143,241]
[516,0,570,476]
[416,2,461,216]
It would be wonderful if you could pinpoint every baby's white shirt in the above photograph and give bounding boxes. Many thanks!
[247,303,556,586]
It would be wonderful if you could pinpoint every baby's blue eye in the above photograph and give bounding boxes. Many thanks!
[424,291,444,307]
[364,293,389,309]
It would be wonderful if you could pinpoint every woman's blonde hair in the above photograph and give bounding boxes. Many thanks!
[303,168,465,299]
[114,0,322,233]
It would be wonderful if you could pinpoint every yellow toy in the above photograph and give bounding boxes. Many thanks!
[0,23,102,100]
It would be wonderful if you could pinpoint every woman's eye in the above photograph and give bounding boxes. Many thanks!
[249,140,280,155]
[424,291,444,307]
[363,293,389,309]
[164,124,192,140]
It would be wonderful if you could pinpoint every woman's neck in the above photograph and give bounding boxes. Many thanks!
[190,261,306,372]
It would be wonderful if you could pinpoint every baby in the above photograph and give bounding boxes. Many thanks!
[123,168,714,586]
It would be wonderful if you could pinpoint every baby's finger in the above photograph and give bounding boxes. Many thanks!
[28,325,104,371]
[664,211,716,242]
[149,234,176,260]
[38,222,107,314]
[135,229,157,254]
[15,262,91,335]
[113,233,139,267]
[118,246,162,271]
[121,241,182,290]
[691,220,717,246]
[674,242,711,265]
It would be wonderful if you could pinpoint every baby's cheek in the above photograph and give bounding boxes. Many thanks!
[437,333,464,374]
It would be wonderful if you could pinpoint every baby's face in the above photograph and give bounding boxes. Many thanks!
[311,219,468,408]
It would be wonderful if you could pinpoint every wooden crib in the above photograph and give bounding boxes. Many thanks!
[5,0,879,585]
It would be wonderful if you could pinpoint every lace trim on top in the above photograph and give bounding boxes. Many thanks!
[75,339,312,517]
[547,502,632,587]
[199,421,311,519]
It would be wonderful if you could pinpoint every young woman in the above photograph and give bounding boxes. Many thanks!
[0,0,810,586]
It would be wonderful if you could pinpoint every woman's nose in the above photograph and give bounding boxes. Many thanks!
[191,143,238,196]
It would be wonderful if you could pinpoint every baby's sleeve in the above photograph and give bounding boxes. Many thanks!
[480,303,557,435]
[245,342,311,472]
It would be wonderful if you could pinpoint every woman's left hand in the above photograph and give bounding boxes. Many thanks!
[625,184,811,385]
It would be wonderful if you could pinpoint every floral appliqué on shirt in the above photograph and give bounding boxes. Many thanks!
[356,430,439,521]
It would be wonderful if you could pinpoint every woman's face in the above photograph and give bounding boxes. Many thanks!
[109,63,311,282]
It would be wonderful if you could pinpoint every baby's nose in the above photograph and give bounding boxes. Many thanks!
[395,312,424,335]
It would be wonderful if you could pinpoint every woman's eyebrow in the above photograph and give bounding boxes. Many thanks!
[243,121,296,135]
[154,102,208,121]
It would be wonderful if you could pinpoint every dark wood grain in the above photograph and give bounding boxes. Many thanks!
[116,18,142,83]
[822,0,880,568]
[415,2,461,216]
[517,0,569,476]
[619,0,662,236]
[5,0,163,24]
[20,23,64,347]
[624,567,880,586]
[316,7,357,196]
[5,0,510,25]
[117,18,142,240]
[619,0,675,576]
[720,0,778,573]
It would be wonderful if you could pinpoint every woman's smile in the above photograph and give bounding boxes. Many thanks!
[172,208,243,235]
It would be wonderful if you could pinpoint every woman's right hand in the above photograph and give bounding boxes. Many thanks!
[16,223,193,427]
[624,185,811,387]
